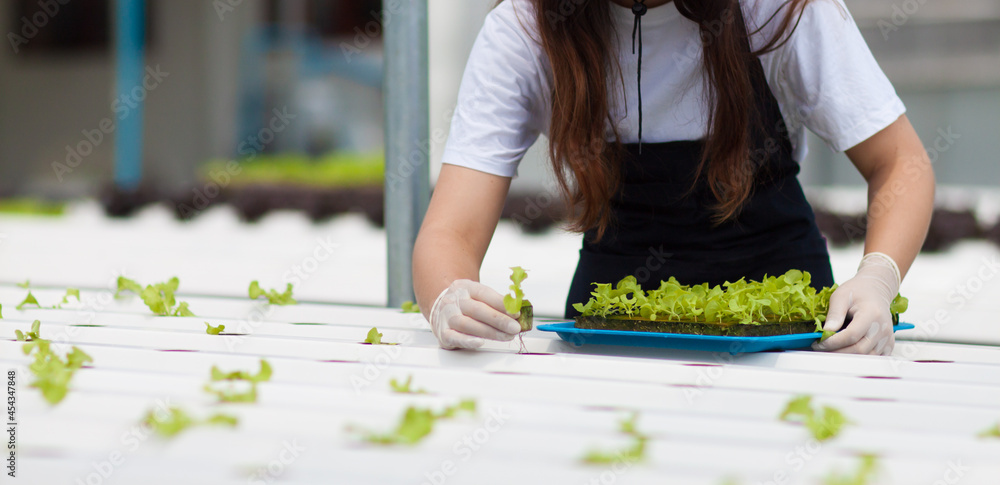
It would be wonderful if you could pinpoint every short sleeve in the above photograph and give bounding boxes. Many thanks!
[439,1,549,178]
[751,0,906,153]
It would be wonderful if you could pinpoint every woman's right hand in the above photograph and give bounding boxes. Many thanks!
[430,279,522,350]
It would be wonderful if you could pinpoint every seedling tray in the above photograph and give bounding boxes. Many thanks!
[537,321,915,354]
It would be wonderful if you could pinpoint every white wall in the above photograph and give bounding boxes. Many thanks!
[428,0,553,193]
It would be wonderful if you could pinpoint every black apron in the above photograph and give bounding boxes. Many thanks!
[564,58,834,318]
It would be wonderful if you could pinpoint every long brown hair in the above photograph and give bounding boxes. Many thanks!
[504,0,811,240]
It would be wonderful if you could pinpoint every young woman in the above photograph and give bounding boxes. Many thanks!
[413,0,934,355]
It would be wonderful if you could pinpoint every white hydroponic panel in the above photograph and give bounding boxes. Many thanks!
[4,290,1000,484]
[2,200,999,484]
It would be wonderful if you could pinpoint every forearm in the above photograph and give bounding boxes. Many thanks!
[412,226,485,323]
[861,151,935,280]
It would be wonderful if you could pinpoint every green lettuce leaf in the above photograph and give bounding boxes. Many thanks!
[364,327,397,345]
[779,395,852,442]
[978,423,1000,439]
[502,266,528,315]
[389,375,426,394]
[117,276,195,316]
[16,291,40,310]
[582,411,648,465]
[248,281,297,305]
[62,288,80,304]
[572,270,889,326]
[357,399,477,446]
[822,454,879,485]
[19,321,92,405]
[143,406,238,438]
[204,359,272,403]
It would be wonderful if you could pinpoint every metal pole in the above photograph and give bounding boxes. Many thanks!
[113,0,145,190]
[384,1,430,307]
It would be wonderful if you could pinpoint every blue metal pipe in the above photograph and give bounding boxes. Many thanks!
[113,0,146,190]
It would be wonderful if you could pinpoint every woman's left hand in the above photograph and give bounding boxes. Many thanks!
[812,253,901,356]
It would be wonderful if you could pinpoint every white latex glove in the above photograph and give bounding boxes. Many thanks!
[429,279,522,350]
[813,253,901,355]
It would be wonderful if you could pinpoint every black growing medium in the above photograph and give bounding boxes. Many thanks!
[575,315,819,337]
[576,312,901,337]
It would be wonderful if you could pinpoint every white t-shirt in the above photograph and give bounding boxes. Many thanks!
[440,0,905,178]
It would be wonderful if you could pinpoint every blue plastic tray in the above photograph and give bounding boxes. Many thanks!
[536,321,915,354]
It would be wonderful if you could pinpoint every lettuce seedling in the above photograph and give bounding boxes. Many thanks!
[583,438,647,465]
[362,407,435,446]
[62,288,80,304]
[779,395,851,442]
[364,327,397,345]
[17,280,30,288]
[204,359,272,403]
[117,276,196,316]
[14,320,42,342]
[890,295,908,314]
[503,266,528,316]
[248,281,297,305]
[205,322,225,335]
[501,267,533,333]
[389,375,426,394]
[978,423,1000,439]
[16,291,40,310]
[582,411,648,465]
[210,359,272,383]
[356,399,476,446]
[434,399,476,419]
[0,303,3,319]
[115,276,143,298]
[821,454,879,485]
[401,301,420,313]
[143,406,238,438]
[17,321,92,405]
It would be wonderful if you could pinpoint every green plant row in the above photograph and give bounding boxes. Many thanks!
[573,270,908,326]
[201,152,384,189]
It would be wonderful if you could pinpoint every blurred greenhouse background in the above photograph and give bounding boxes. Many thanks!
[0,0,997,204]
